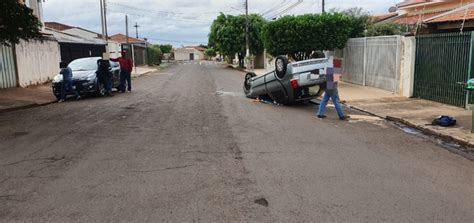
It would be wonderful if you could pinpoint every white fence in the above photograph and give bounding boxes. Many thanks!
[343,36,403,93]
[15,39,61,87]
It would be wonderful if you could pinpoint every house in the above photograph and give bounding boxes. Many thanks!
[110,34,149,65]
[174,47,205,61]
[45,22,121,64]
[424,3,474,32]
[1,0,61,88]
[377,0,474,33]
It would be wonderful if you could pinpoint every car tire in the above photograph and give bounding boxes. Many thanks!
[275,55,289,80]
[243,72,256,98]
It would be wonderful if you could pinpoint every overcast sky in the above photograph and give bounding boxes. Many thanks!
[43,0,399,46]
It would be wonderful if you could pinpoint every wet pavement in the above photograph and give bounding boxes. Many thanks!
[0,61,473,222]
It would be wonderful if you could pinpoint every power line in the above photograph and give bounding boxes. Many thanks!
[109,2,233,16]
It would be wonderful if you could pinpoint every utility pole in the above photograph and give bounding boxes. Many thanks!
[125,15,129,44]
[133,22,140,39]
[245,0,250,57]
[322,0,325,13]
[103,0,109,55]
[100,0,105,41]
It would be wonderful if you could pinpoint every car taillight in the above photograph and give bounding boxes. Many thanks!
[290,79,299,89]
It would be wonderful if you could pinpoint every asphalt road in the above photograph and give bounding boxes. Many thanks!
[0,61,473,222]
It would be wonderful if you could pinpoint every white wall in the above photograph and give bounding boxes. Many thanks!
[15,39,61,87]
[175,48,197,61]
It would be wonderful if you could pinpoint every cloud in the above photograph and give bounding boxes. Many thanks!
[43,0,395,46]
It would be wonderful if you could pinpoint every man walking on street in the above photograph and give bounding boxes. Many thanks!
[317,68,349,120]
[59,61,80,102]
[111,51,133,93]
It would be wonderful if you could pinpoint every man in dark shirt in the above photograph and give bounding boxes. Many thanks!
[97,59,114,96]
[59,61,80,102]
[111,51,133,93]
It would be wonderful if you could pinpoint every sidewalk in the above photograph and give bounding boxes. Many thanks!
[339,82,474,151]
[0,65,161,113]
[131,65,159,77]
[0,84,56,113]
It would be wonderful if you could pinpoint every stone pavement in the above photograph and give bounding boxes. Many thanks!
[338,82,474,153]
[0,84,56,113]
[132,65,159,77]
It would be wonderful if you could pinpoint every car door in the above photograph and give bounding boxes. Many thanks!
[265,73,288,103]
[110,61,121,87]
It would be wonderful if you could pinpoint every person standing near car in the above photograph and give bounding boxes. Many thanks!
[111,51,133,93]
[316,68,349,120]
[59,61,80,102]
[97,58,114,96]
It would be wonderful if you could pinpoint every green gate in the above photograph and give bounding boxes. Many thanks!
[413,32,474,107]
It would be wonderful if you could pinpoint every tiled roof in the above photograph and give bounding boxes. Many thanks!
[396,0,429,8]
[391,12,444,24]
[110,34,144,43]
[373,13,398,23]
[45,22,74,31]
[427,7,474,23]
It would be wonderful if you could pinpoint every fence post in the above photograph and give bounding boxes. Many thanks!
[363,37,367,86]
[467,32,474,108]
[395,35,401,93]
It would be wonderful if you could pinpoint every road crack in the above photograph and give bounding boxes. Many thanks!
[128,165,192,173]
[0,156,65,167]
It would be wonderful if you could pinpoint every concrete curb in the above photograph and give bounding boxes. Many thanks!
[227,65,251,73]
[0,100,56,114]
[348,104,474,161]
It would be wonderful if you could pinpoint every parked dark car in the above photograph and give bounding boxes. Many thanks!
[52,57,121,99]
[243,56,332,104]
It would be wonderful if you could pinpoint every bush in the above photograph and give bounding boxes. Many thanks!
[148,45,162,65]
[262,13,353,61]
[366,23,406,36]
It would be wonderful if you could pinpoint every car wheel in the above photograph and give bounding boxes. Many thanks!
[243,72,256,98]
[275,55,289,80]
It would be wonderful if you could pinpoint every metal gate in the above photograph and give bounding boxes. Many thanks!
[0,45,17,88]
[343,36,402,92]
[413,32,473,107]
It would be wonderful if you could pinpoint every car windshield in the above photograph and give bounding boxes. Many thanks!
[68,58,99,71]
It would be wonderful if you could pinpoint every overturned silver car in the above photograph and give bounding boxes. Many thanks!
[243,56,334,104]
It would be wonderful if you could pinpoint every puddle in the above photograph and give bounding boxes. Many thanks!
[215,91,242,97]
[391,122,472,155]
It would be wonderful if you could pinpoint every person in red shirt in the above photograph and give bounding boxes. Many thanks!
[111,51,133,93]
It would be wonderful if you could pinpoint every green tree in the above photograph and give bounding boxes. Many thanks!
[1,0,43,46]
[208,13,266,67]
[158,44,173,54]
[337,7,373,38]
[204,47,217,59]
[148,45,162,65]
[366,23,406,36]
[262,13,352,61]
